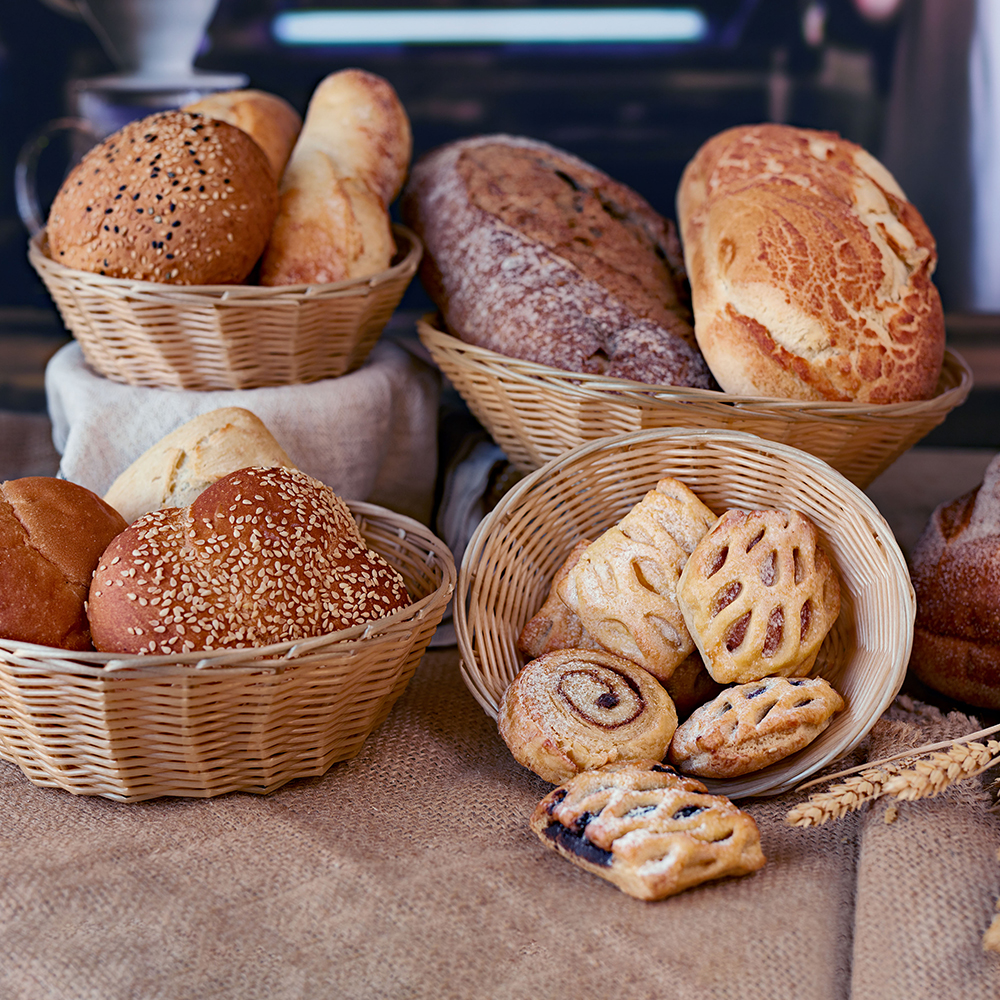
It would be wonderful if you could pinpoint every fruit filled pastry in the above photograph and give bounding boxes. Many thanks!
[530,760,765,900]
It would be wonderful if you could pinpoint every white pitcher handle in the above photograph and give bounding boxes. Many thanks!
[15,117,102,237]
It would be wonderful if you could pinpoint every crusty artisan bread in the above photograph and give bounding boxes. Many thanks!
[103,407,296,524]
[47,110,279,284]
[676,123,945,403]
[402,134,716,387]
[908,454,1000,709]
[0,477,126,650]
[259,69,412,285]
[183,89,302,180]
[88,467,410,655]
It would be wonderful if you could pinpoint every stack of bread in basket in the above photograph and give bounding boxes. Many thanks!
[0,70,456,804]
[400,122,964,901]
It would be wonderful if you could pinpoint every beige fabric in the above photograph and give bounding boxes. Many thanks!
[1,645,997,999]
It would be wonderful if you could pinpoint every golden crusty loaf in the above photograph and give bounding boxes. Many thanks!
[47,110,279,284]
[259,69,412,285]
[88,466,410,655]
[402,134,716,387]
[908,454,1000,709]
[183,89,302,180]
[677,123,945,403]
[103,407,296,524]
[0,477,126,650]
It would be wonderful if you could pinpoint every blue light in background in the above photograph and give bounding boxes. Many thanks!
[272,8,709,46]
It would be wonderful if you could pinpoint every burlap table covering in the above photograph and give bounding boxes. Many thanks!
[1,643,998,1000]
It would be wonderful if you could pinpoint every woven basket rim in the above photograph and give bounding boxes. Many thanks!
[454,426,915,798]
[29,223,422,300]
[0,499,456,677]
[417,314,972,416]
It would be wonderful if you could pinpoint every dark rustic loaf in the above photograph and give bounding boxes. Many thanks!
[402,135,715,387]
[909,454,1000,709]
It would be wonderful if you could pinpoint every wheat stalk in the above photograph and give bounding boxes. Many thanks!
[786,722,1000,827]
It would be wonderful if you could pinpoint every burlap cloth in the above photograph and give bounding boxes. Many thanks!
[0,642,998,1000]
[44,338,441,524]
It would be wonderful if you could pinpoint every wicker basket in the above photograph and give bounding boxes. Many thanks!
[455,428,914,800]
[0,502,455,802]
[28,225,423,391]
[418,316,972,489]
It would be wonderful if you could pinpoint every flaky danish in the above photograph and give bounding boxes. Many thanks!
[530,760,766,900]
[677,508,841,684]
[498,649,678,784]
[557,478,717,682]
[668,676,845,778]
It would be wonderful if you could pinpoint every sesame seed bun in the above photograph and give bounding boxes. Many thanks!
[46,110,279,285]
[88,466,411,655]
[0,477,127,651]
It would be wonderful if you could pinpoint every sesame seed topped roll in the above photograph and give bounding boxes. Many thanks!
[46,110,279,285]
[87,467,410,655]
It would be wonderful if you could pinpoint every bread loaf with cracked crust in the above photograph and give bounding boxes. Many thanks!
[676,124,945,403]
[402,135,716,387]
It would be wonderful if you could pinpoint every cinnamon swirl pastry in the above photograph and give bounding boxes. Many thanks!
[498,649,678,784]
[668,676,845,778]
[556,478,717,682]
[530,760,766,900]
[676,508,841,685]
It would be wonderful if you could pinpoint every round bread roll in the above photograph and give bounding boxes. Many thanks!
[909,454,1000,709]
[498,648,679,784]
[47,110,279,284]
[88,466,410,655]
[677,123,945,403]
[0,477,127,650]
[183,89,302,180]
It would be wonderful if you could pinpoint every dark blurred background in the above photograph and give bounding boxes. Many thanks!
[0,0,996,443]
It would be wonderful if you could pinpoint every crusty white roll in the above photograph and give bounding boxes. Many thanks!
[402,134,715,387]
[259,69,412,285]
[88,466,410,655]
[676,123,945,403]
[103,407,296,524]
[0,477,126,650]
[183,89,302,180]
[47,110,279,284]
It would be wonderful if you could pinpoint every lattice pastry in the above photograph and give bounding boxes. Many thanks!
[530,760,766,900]
[498,649,678,784]
[517,540,605,661]
[676,508,841,685]
[668,676,845,778]
[556,478,717,683]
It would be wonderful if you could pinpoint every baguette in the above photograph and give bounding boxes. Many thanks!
[259,69,412,285]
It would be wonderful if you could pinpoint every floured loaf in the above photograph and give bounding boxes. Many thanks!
[402,135,716,387]
[676,124,945,403]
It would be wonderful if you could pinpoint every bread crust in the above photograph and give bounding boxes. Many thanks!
[908,455,1000,707]
[47,110,278,285]
[402,134,715,387]
[677,124,945,403]
[0,477,126,650]
[259,69,411,285]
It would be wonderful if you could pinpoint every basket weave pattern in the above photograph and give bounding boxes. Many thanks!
[418,317,972,489]
[455,428,914,800]
[29,225,422,391]
[0,502,455,802]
